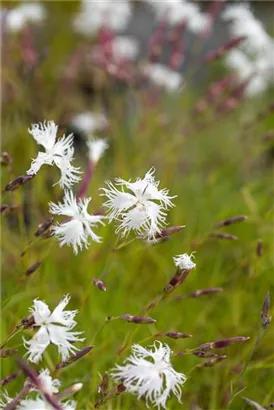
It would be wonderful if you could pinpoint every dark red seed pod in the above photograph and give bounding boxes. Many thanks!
[56,346,93,369]
[25,261,41,276]
[120,314,156,324]
[92,278,106,292]
[5,174,34,192]
[215,215,247,228]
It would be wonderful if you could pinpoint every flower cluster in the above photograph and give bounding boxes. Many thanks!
[222,3,274,96]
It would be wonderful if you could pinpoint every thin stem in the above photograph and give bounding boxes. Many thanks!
[0,326,22,349]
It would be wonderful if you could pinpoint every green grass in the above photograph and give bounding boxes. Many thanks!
[1,3,274,409]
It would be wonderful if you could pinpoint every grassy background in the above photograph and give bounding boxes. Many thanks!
[1,2,274,409]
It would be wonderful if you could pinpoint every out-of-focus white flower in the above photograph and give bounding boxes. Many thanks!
[74,0,132,35]
[49,190,105,254]
[27,121,82,189]
[86,138,108,164]
[111,36,139,61]
[71,112,108,135]
[142,64,182,92]
[23,295,85,363]
[0,391,12,408]
[173,253,196,270]
[18,400,77,410]
[145,0,210,34]
[2,3,45,32]
[222,3,253,22]
[111,341,187,409]
[101,167,176,240]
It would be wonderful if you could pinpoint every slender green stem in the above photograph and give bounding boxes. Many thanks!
[0,326,22,349]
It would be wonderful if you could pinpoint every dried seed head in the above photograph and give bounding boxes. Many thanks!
[5,174,34,192]
[0,370,21,386]
[158,332,192,339]
[261,291,271,329]
[0,348,18,358]
[34,218,54,237]
[256,239,263,257]
[55,345,93,369]
[209,232,238,240]
[0,152,12,166]
[215,215,247,228]
[198,336,250,350]
[25,261,41,276]
[120,314,156,324]
[92,278,106,292]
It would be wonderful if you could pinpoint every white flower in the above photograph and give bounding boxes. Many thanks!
[86,138,108,164]
[27,121,82,189]
[71,112,108,135]
[173,253,196,270]
[101,167,176,240]
[74,0,132,35]
[49,190,105,254]
[37,368,60,395]
[142,64,182,92]
[0,391,12,409]
[18,399,76,410]
[111,36,140,61]
[23,295,85,363]
[111,341,187,409]
[3,3,45,32]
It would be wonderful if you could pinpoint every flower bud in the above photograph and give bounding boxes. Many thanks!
[25,261,41,276]
[34,218,54,237]
[198,336,250,350]
[98,372,109,397]
[0,370,21,386]
[0,152,12,166]
[215,215,247,228]
[209,232,238,240]
[0,348,18,358]
[158,332,192,339]
[5,175,34,192]
[196,355,227,368]
[120,314,156,324]
[56,346,93,369]
[261,291,271,329]
[92,278,106,292]
[256,239,263,257]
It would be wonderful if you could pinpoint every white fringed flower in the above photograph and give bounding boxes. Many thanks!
[111,341,187,409]
[23,295,85,363]
[101,168,176,240]
[18,400,76,410]
[173,253,196,270]
[74,0,132,35]
[27,121,81,189]
[142,64,182,92]
[71,112,108,135]
[3,3,45,32]
[0,391,12,408]
[86,138,108,164]
[49,190,105,254]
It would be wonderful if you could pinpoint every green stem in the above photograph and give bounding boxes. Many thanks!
[0,326,22,349]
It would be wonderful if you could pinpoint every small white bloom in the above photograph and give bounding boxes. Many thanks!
[86,138,108,164]
[3,3,45,32]
[74,0,132,35]
[101,167,176,240]
[111,341,187,409]
[27,121,82,189]
[111,36,140,61]
[49,190,105,254]
[0,391,12,409]
[37,368,60,395]
[23,295,85,363]
[142,64,182,92]
[71,112,108,135]
[173,253,196,270]
[18,399,76,410]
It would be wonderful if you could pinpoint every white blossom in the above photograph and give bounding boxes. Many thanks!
[71,112,108,135]
[27,121,82,189]
[142,64,182,92]
[2,3,45,32]
[111,341,186,409]
[18,400,76,410]
[173,253,196,270]
[74,0,132,35]
[49,190,105,254]
[0,391,12,409]
[101,167,176,240]
[86,138,108,164]
[23,295,85,363]
[111,36,140,61]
